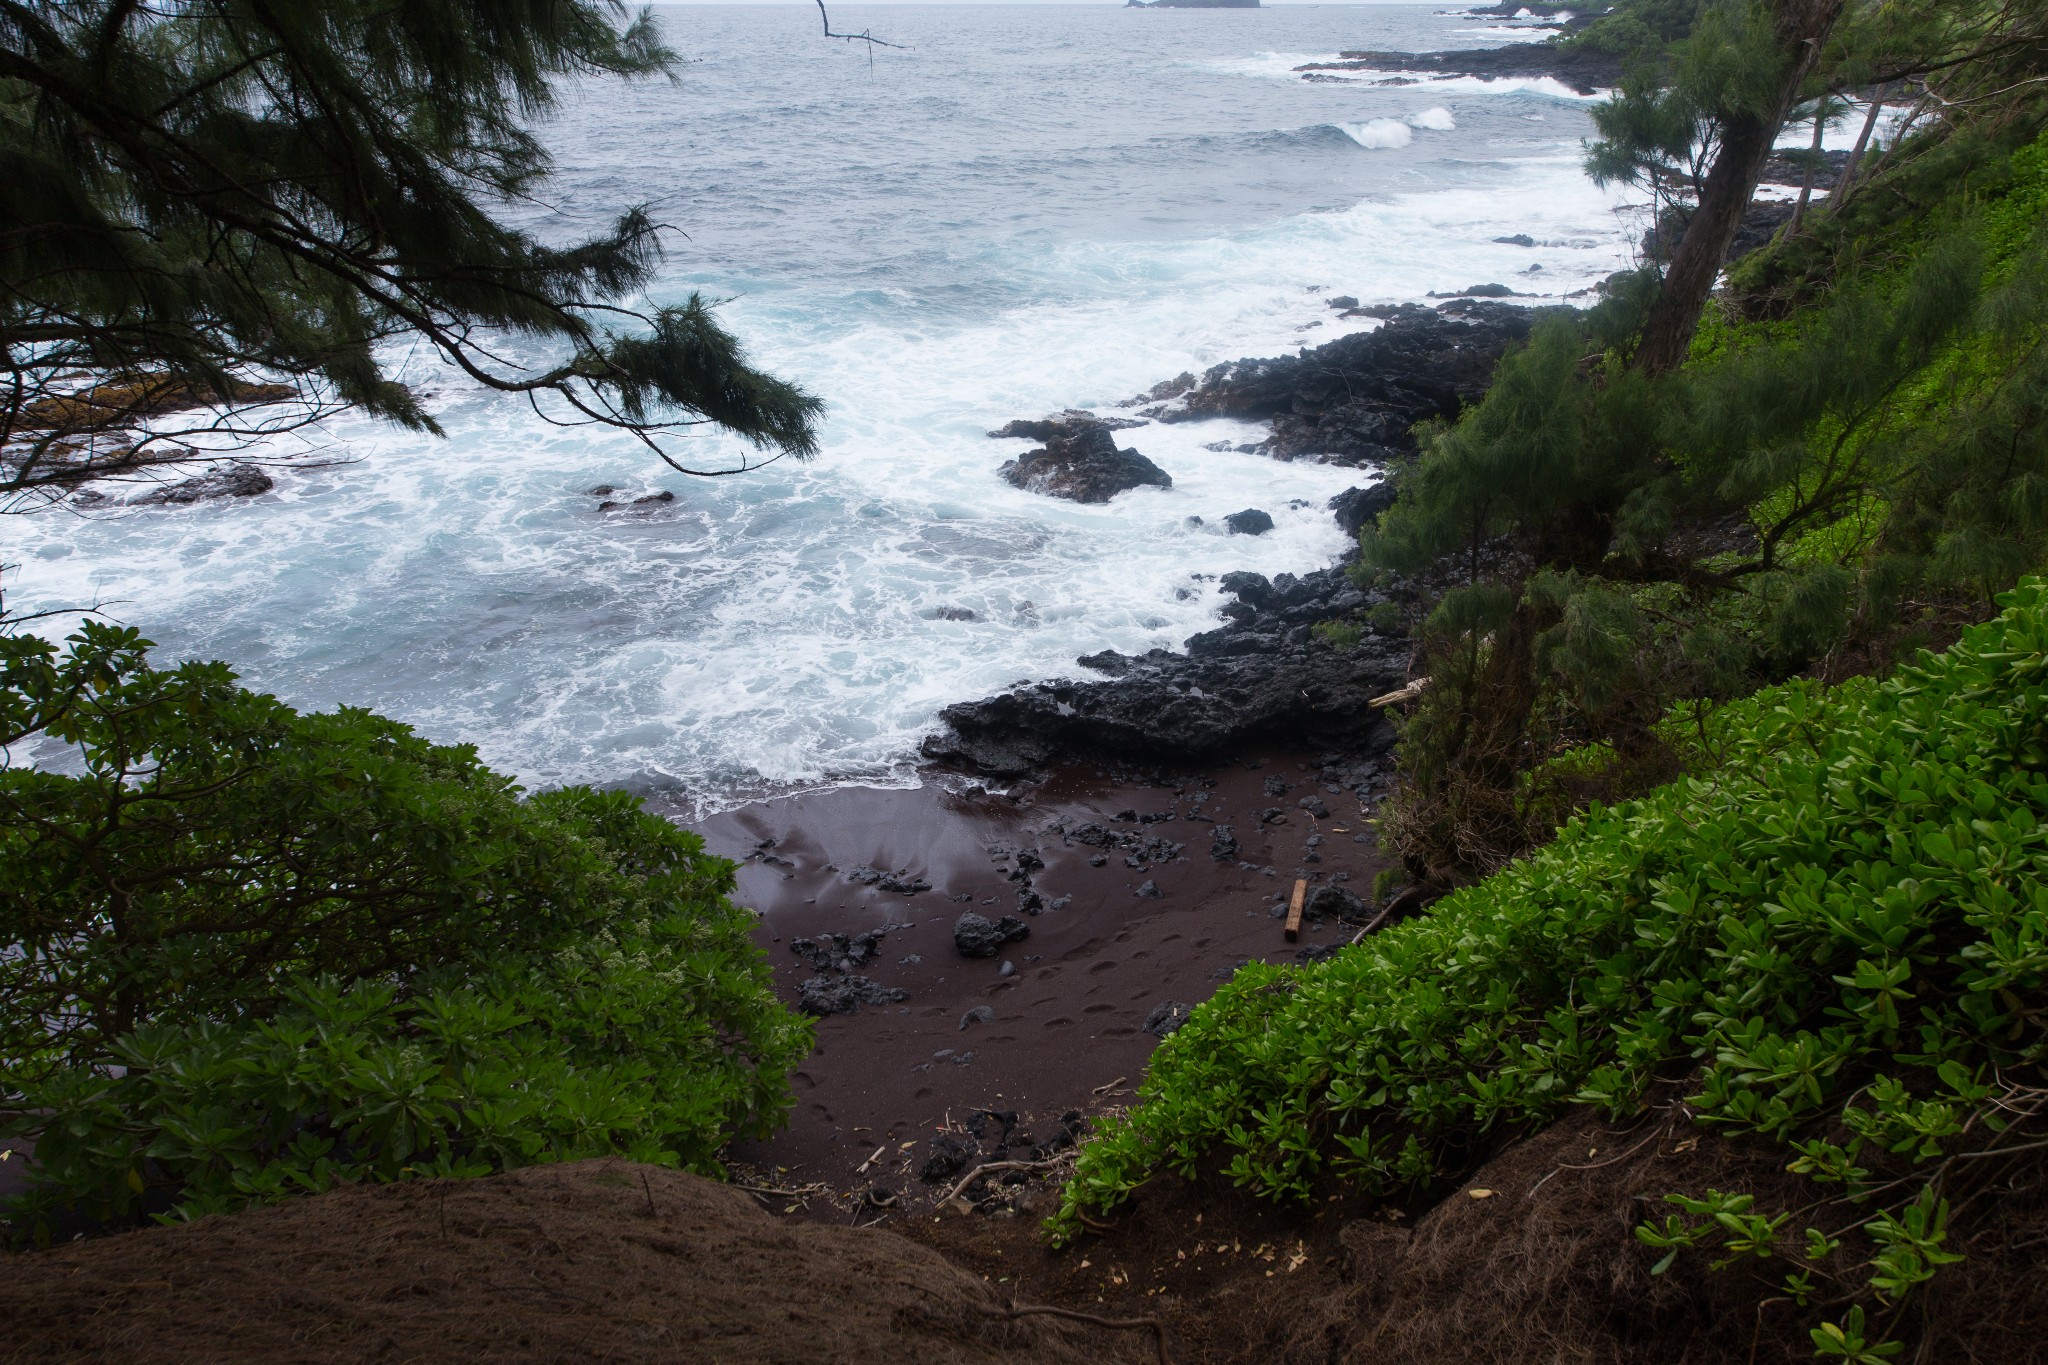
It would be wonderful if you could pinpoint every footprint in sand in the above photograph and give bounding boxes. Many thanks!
[1044,1017,1074,1028]
[1088,960,1117,974]
[1084,1003,1117,1015]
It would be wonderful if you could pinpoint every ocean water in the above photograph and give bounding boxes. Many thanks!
[8,3,1646,811]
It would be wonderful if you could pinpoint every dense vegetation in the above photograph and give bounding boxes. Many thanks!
[1364,0,2048,883]
[0,624,810,1241]
[1055,580,2048,1355]
[1054,3,2048,1358]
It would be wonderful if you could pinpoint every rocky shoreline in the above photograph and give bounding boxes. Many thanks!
[926,300,1540,782]
[1294,41,1624,97]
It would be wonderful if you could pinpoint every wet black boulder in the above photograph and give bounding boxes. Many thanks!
[1306,885,1370,923]
[953,912,1030,958]
[1329,483,1397,536]
[998,425,1172,503]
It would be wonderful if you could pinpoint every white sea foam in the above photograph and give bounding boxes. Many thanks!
[1334,107,1458,148]
[1340,118,1413,150]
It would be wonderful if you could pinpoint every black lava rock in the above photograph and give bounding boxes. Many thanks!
[1219,570,1273,606]
[1306,885,1370,922]
[1137,302,1535,464]
[1224,508,1275,536]
[998,424,1172,503]
[924,626,1403,777]
[1329,483,1397,536]
[919,1133,977,1183]
[1143,1001,1193,1037]
[1210,825,1239,861]
[798,975,908,1016]
[988,410,1145,442]
[953,912,1030,958]
[845,865,931,895]
[138,463,274,505]
[788,929,894,972]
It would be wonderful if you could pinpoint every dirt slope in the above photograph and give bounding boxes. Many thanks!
[0,1161,1149,1365]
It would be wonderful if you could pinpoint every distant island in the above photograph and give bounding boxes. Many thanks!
[1126,0,1260,8]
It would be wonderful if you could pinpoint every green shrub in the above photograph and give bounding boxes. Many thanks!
[1,624,810,1239]
[1311,620,1364,650]
[1052,580,2048,1345]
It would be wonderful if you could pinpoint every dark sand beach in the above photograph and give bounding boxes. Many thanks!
[693,747,1393,1204]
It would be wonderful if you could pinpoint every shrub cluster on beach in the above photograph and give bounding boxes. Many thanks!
[0,625,810,1241]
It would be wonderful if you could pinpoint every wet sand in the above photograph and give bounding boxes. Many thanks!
[689,745,1391,1201]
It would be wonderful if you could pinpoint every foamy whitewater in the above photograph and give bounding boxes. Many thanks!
[8,3,1651,811]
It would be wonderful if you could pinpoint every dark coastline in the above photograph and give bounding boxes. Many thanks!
[1295,42,1624,98]
[696,301,1544,1200]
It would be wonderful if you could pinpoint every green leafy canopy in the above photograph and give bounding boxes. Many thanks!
[1053,579,2048,1353]
[0,622,811,1239]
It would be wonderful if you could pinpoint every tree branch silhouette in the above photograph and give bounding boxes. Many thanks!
[815,0,907,54]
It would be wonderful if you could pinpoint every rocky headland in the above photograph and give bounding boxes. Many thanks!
[1294,42,1623,96]
[940,301,1533,780]
[1130,299,1537,463]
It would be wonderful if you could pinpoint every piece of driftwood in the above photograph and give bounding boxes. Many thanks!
[1369,676,1430,708]
[1284,878,1307,942]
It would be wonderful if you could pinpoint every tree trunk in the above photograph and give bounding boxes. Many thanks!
[1788,98,1829,233]
[1634,0,1847,375]
[1829,83,1891,206]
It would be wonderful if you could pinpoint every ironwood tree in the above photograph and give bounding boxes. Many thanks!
[0,0,823,505]
[1360,0,2048,883]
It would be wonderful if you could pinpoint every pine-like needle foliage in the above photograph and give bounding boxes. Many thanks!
[1359,1,2048,882]
[0,0,824,503]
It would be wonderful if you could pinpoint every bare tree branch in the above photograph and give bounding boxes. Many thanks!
[814,0,906,55]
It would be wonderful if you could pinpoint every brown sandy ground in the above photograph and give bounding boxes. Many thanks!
[691,747,1391,1207]
[0,1161,1151,1365]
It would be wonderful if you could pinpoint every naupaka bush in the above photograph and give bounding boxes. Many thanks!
[1053,580,2048,1354]
[1,624,809,1240]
